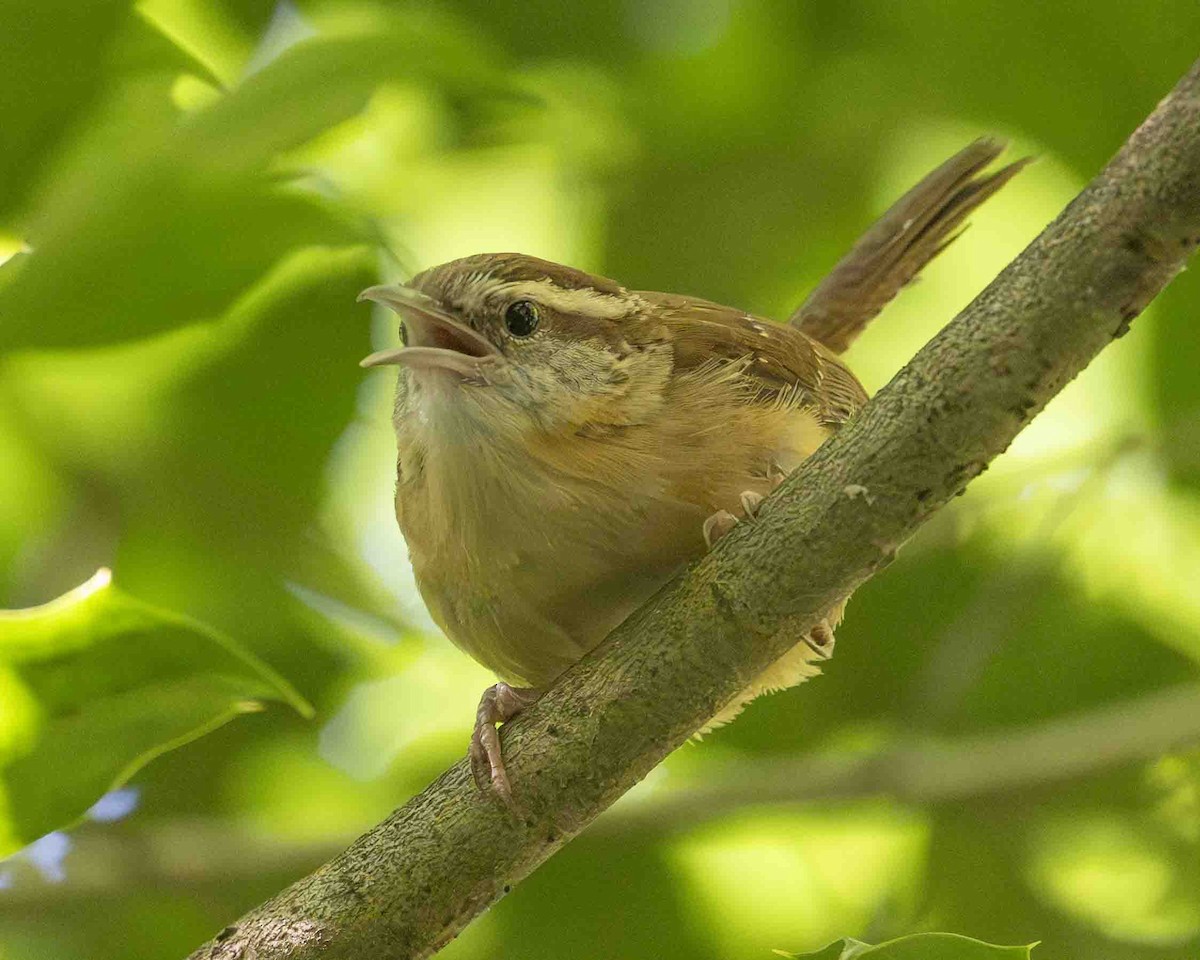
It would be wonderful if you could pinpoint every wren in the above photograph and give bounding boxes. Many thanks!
[359,139,1027,800]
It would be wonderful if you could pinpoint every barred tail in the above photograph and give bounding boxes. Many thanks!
[791,137,1031,355]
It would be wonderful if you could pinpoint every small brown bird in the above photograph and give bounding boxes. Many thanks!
[360,140,1026,800]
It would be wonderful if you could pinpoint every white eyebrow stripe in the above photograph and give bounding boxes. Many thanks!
[498,279,639,320]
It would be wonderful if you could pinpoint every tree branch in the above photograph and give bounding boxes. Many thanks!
[189,59,1200,960]
[9,680,1198,909]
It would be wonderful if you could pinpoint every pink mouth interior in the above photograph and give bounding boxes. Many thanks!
[424,321,492,357]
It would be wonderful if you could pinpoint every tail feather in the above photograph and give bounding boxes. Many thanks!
[790,137,1031,355]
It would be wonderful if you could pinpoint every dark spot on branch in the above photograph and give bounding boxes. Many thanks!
[709,579,740,623]
[949,461,987,488]
[1009,399,1038,421]
[871,541,899,569]
[1121,225,1174,263]
[1123,229,1150,256]
[1113,306,1139,338]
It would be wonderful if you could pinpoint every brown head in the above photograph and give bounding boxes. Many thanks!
[359,253,673,436]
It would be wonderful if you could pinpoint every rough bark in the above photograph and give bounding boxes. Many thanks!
[189,59,1200,960]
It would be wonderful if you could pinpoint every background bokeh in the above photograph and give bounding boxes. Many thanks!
[2,2,1200,958]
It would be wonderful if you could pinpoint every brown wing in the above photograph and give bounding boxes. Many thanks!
[637,291,868,428]
[791,138,1030,354]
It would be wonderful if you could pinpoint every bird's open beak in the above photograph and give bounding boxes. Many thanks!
[357,284,499,377]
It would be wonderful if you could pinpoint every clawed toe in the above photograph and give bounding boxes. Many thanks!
[740,490,764,517]
[470,714,511,802]
[704,489,771,550]
[469,682,539,805]
[703,509,739,549]
[700,487,768,547]
[803,618,836,660]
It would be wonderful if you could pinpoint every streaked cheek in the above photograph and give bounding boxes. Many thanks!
[542,342,617,394]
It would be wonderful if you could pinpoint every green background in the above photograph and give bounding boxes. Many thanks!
[1,1,1199,957]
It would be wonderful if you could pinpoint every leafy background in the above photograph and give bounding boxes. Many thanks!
[1,1,1199,958]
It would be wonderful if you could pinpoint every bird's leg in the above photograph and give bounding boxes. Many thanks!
[702,461,839,659]
[468,682,541,803]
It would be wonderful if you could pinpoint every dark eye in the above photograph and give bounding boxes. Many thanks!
[504,300,540,337]
[398,321,408,345]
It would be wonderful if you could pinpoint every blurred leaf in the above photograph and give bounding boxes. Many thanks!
[129,245,377,564]
[1025,806,1200,945]
[187,24,509,172]
[0,569,309,856]
[934,563,1198,735]
[477,834,717,960]
[924,796,1200,960]
[2,243,389,695]
[0,15,515,351]
[0,404,69,602]
[138,0,278,84]
[108,244,389,685]
[0,154,364,351]
[2,3,1200,959]
[791,933,1034,959]
[0,0,130,221]
[1149,267,1200,490]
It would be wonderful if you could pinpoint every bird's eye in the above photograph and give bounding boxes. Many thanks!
[504,300,540,337]
[398,321,408,346]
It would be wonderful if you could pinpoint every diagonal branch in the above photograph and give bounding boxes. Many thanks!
[10,679,1197,908]
[189,58,1200,960]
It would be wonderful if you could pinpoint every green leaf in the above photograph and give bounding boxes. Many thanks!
[0,569,310,856]
[1150,266,1200,490]
[1,241,387,696]
[0,0,131,221]
[790,933,1036,960]
[0,17,516,351]
[0,151,365,352]
[790,942,861,960]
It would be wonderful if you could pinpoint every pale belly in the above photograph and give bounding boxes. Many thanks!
[398,397,829,688]
[408,486,710,687]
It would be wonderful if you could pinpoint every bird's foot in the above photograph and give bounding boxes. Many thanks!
[803,617,837,660]
[468,682,541,804]
[703,463,790,550]
[702,509,739,549]
[702,489,769,549]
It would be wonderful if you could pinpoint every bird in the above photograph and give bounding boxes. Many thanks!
[358,139,1027,801]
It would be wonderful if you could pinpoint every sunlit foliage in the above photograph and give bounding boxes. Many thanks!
[1,2,1198,958]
